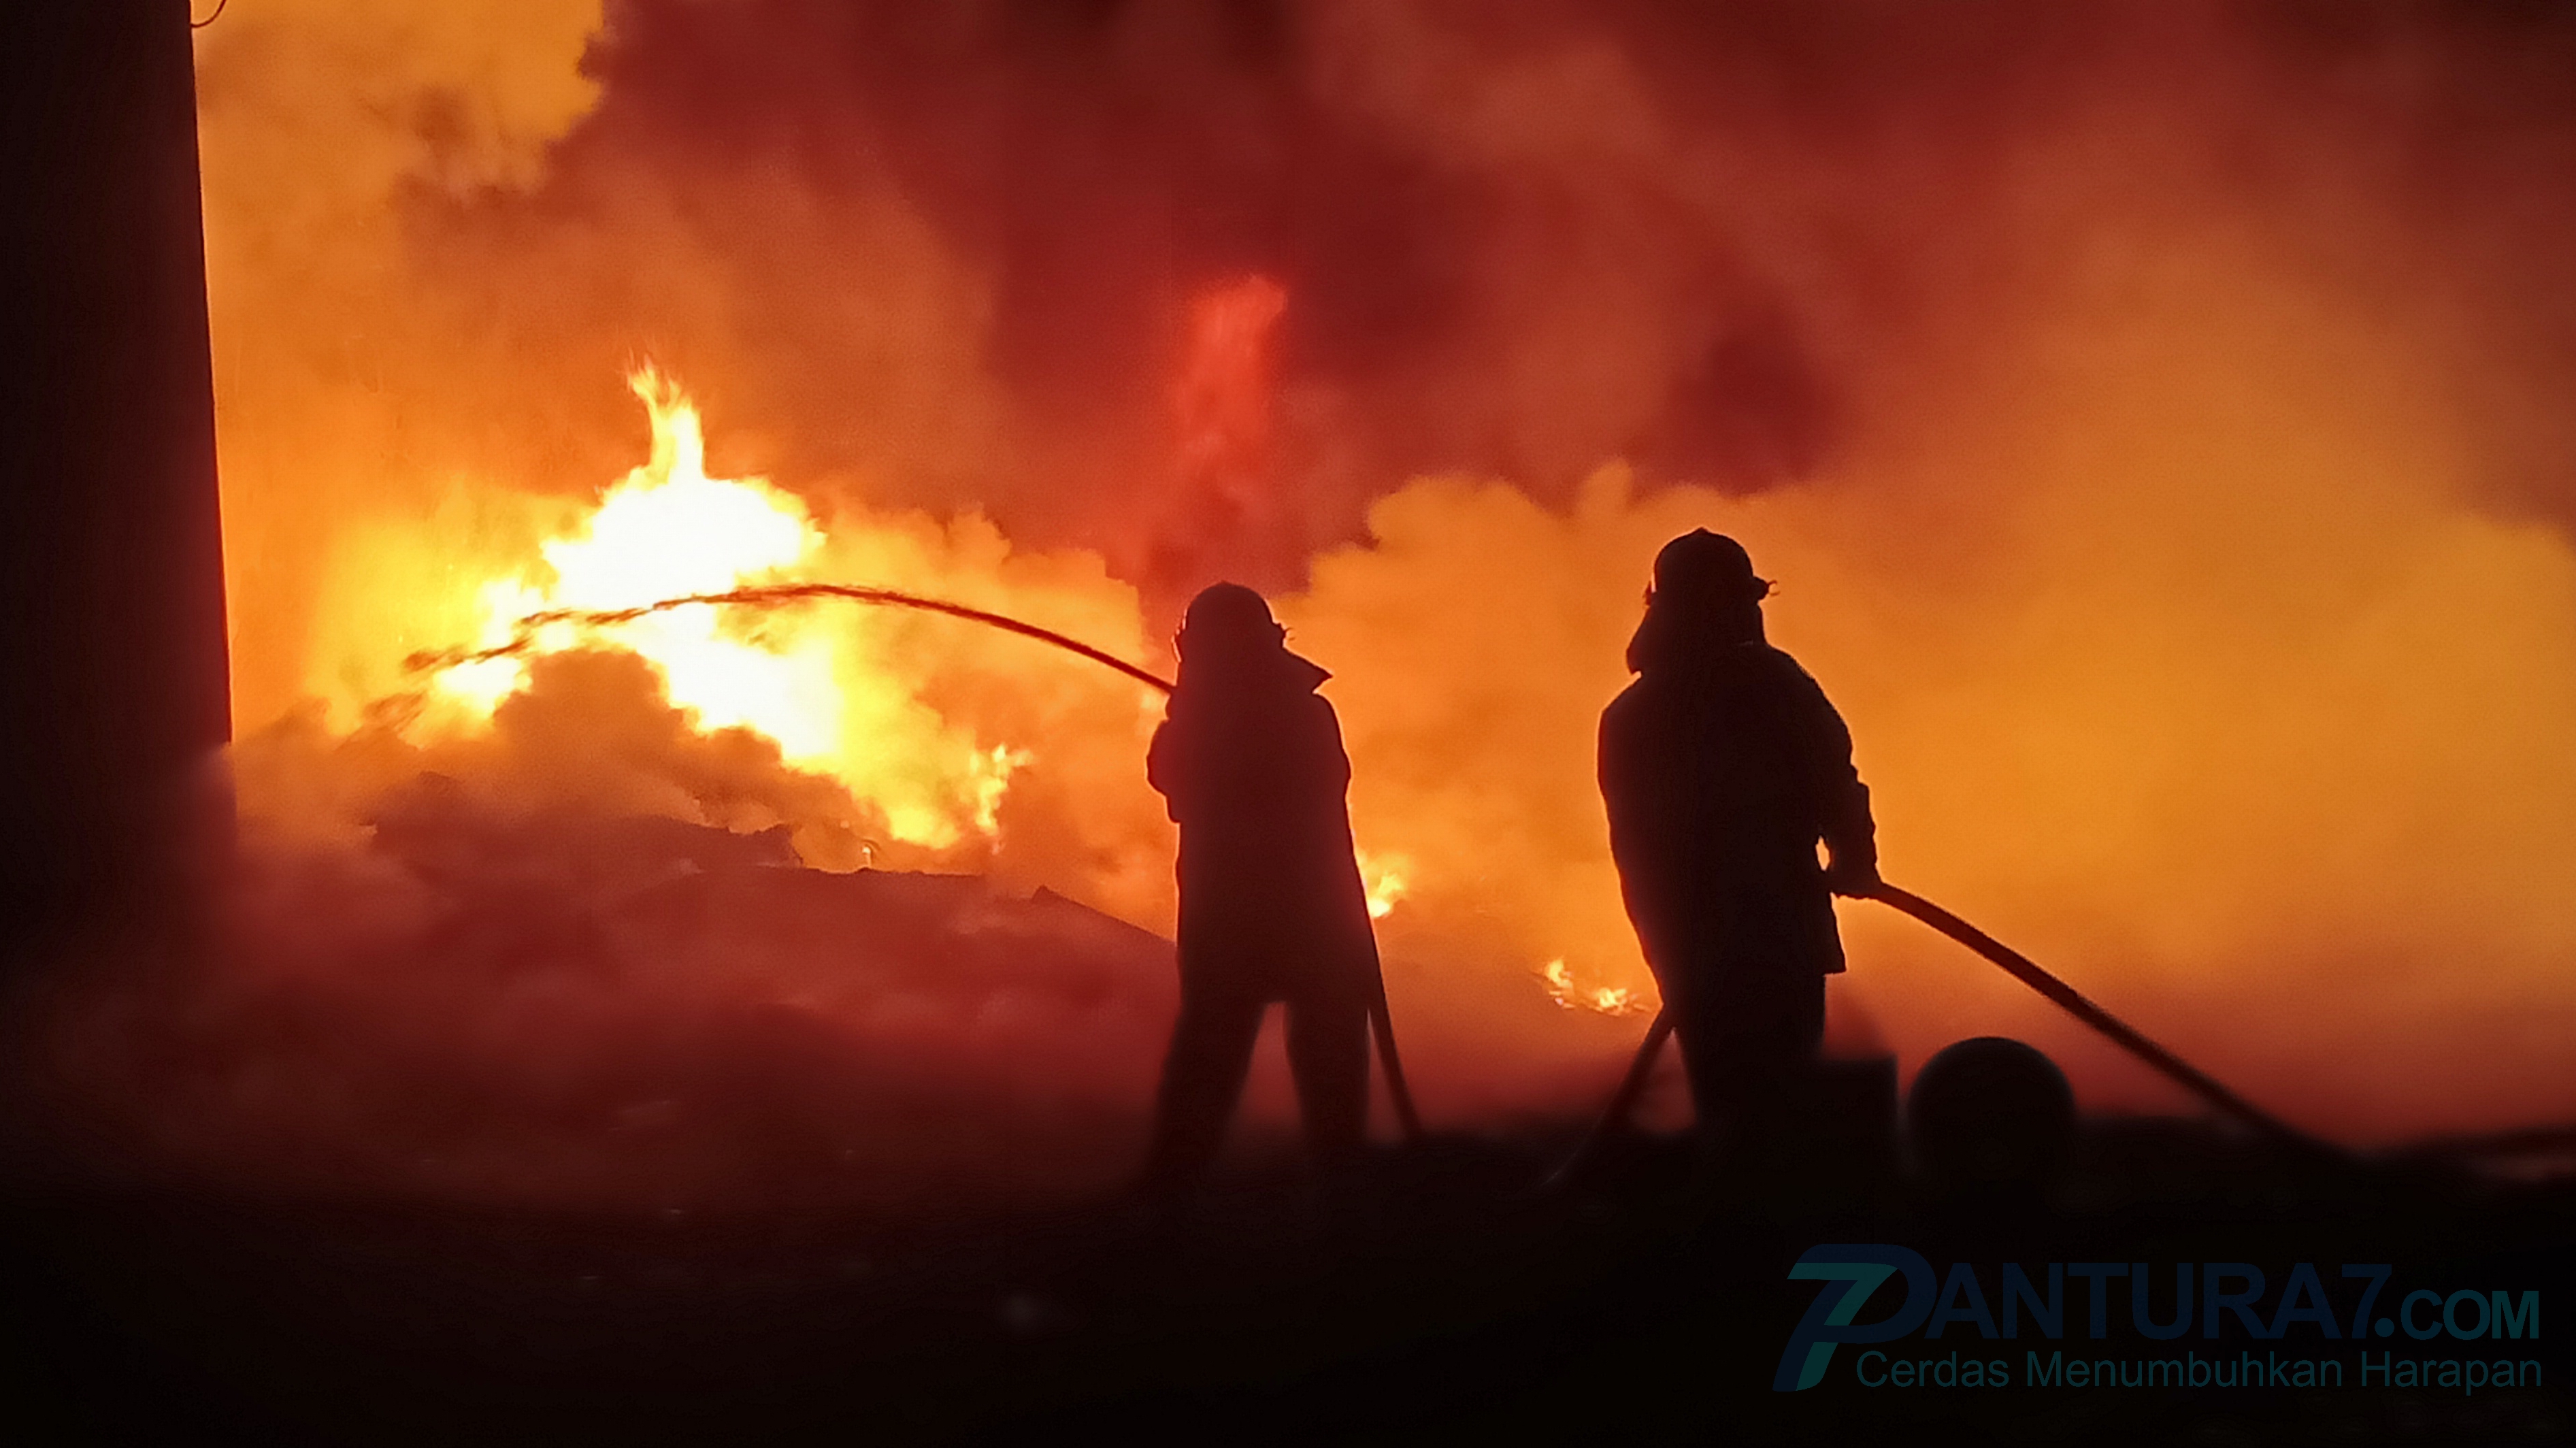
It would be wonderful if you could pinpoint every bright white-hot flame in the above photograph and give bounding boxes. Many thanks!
[972,744,1033,833]
[425,369,1038,852]
[435,369,833,753]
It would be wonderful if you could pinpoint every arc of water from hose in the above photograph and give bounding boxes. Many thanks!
[403,582,1180,693]
[406,581,1429,1145]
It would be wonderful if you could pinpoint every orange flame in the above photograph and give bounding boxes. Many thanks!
[1357,848,1410,920]
[414,369,1049,853]
[1539,958,1649,1017]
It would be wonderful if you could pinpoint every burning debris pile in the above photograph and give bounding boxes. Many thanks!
[16,365,1194,1209]
[15,371,1624,1214]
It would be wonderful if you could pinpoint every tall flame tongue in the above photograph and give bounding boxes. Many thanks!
[432,368,1021,851]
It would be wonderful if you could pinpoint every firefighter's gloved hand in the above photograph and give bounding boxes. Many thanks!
[1825,857,1882,899]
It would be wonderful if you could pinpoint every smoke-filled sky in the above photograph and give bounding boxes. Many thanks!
[112,0,2576,1204]
[205,0,2576,665]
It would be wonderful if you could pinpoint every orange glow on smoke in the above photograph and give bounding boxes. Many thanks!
[1174,274,1288,486]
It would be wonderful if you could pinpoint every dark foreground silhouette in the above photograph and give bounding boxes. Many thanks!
[1600,531,1879,1161]
[3,867,2566,1446]
[3,1115,2564,1447]
[1136,584,1385,1194]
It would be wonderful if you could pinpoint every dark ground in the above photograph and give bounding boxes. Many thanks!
[2,1119,2566,1447]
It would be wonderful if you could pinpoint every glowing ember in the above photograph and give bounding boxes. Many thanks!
[1358,849,1410,920]
[1539,958,1648,1017]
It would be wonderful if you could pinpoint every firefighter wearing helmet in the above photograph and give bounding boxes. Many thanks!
[1598,531,1879,1165]
[1135,583,1381,1194]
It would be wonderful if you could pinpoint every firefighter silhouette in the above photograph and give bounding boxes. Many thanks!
[1599,531,1878,1155]
[1136,583,1379,1194]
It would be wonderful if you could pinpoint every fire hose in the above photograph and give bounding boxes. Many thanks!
[1546,881,2332,1187]
[406,582,1428,1145]
[413,585,2312,1169]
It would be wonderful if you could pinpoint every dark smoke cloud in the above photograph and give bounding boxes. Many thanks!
[384,0,2576,610]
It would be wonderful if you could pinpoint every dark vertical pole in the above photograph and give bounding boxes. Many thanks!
[0,1,231,959]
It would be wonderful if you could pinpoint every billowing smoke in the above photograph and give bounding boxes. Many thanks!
[32,0,2573,1208]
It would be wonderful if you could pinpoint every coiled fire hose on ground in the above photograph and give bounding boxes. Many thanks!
[406,582,1427,1145]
